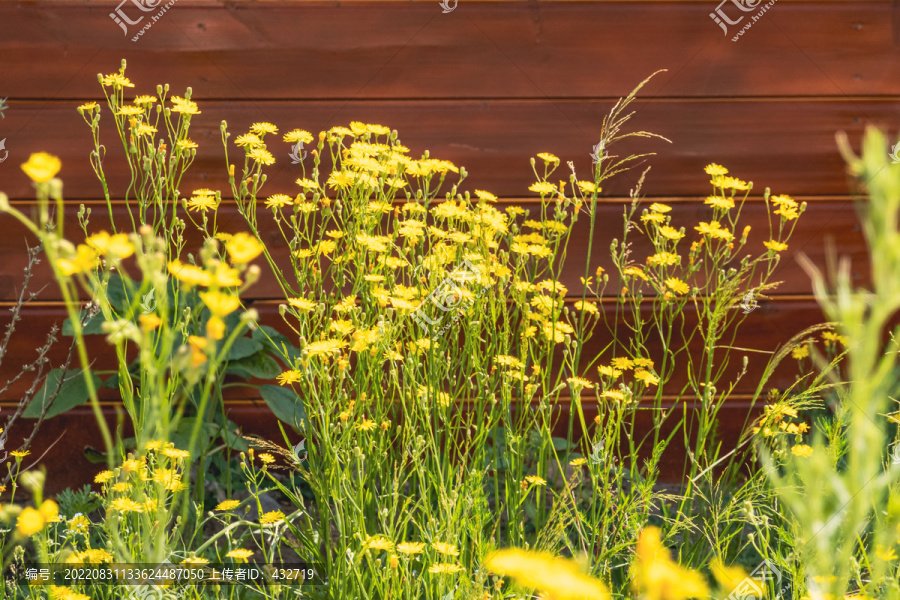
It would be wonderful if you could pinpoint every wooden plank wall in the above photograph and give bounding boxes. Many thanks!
[0,0,893,488]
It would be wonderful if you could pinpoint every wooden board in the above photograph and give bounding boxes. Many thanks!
[0,298,834,403]
[0,100,892,200]
[0,2,893,99]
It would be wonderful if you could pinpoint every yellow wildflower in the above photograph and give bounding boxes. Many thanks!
[397,541,426,555]
[225,549,254,562]
[633,526,709,600]
[226,232,265,263]
[666,277,690,295]
[485,549,610,600]
[260,510,285,524]
[792,444,813,457]
[763,239,788,252]
[215,500,241,512]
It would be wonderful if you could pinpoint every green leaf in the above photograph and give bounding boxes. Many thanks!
[227,336,263,362]
[253,325,301,363]
[226,351,281,380]
[259,385,306,429]
[63,311,107,336]
[82,446,109,464]
[24,368,102,419]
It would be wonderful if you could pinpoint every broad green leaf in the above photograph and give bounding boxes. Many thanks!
[226,351,281,380]
[227,336,263,362]
[259,385,306,429]
[25,368,102,419]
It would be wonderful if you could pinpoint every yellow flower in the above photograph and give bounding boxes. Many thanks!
[167,260,213,287]
[215,500,241,512]
[210,263,243,288]
[574,300,598,314]
[200,290,241,318]
[258,453,275,464]
[528,182,557,195]
[101,73,134,88]
[170,96,201,115]
[634,369,660,386]
[288,298,318,312]
[305,339,348,358]
[357,419,377,431]
[611,357,634,370]
[649,202,672,213]
[633,526,709,600]
[94,470,115,484]
[570,458,587,466]
[68,514,90,535]
[364,536,394,552]
[428,563,464,574]
[226,548,254,562]
[206,316,225,340]
[567,377,594,391]
[235,133,263,148]
[792,444,813,457]
[77,101,99,112]
[260,510,285,524]
[665,277,690,295]
[474,190,498,202]
[162,447,190,460]
[433,542,459,556]
[624,266,648,281]
[248,147,275,165]
[577,180,598,194]
[187,194,219,212]
[791,345,809,359]
[86,231,135,259]
[703,195,734,210]
[485,549,610,600]
[524,475,547,486]
[537,152,559,163]
[641,212,666,224]
[601,390,627,402]
[694,221,730,240]
[276,370,303,386]
[283,129,313,144]
[17,507,45,536]
[226,232,265,264]
[188,335,208,367]
[48,587,90,600]
[704,163,728,176]
[657,226,684,241]
[10,450,29,459]
[775,204,799,220]
[250,122,278,135]
[764,239,788,252]
[709,558,751,593]
[109,497,144,513]
[57,244,99,276]
[39,500,59,523]
[397,542,426,555]
[598,365,622,378]
[875,546,897,562]
[647,252,679,267]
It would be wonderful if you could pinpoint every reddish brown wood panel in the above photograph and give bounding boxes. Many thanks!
[0,400,763,493]
[0,199,867,302]
[0,99,891,200]
[0,298,833,404]
[0,2,892,100]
